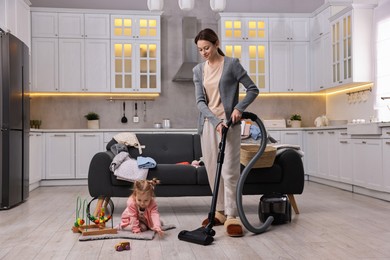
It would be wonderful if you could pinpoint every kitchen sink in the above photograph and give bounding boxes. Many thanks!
[347,123,382,135]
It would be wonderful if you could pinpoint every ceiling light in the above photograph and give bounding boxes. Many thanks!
[178,0,195,11]
[210,0,226,12]
[147,0,164,11]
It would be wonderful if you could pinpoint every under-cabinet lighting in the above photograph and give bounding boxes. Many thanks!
[29,92,160,99]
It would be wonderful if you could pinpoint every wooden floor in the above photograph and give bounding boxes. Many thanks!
[1,181,390,259]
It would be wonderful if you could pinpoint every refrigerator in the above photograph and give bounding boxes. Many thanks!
[0,31,30,209]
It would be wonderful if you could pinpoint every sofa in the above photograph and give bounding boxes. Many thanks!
[88,133,304,211]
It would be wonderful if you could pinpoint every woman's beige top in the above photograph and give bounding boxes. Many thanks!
[203,59,225,119]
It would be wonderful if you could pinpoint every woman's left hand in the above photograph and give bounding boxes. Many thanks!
[231,109,243,124]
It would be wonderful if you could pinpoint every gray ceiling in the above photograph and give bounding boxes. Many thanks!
[29,0,326,13]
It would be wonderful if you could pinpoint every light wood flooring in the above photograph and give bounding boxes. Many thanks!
[1,181,390,259]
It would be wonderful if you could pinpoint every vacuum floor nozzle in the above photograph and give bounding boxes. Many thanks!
[178,227,214,245]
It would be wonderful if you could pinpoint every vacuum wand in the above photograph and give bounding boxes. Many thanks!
[178,119,232,245]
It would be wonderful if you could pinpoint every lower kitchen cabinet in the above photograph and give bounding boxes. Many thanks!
[29,132,44,186]
[304,131,319,176]
[45,132,75,179]
[338,137,353,184]
[352,139,382,190]
[352,139,383,190]
[383,139,390,192]
[75,133,103,178]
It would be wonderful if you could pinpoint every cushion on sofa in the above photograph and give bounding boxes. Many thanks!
[147,164,197,185]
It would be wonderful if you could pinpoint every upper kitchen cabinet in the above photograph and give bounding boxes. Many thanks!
[111,15,160,40]
[31,12,58,37]
[219,14,269,92]
[269,41,310,92]
[111,40,160,93]
[330,4,375,88]
[269,17,310,42]
[310,4,347,41]
[110,13,161,93]
[1,0,31,48]
[219,14,268,41]
[58,13,110,39]
[222,42,269,92]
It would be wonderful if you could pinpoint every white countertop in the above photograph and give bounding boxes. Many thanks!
[30,128,198,133]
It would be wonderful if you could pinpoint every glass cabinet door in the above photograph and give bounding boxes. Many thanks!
[221,18,268,41]
[139,43,159,91]
[342,14,352,81]
[332,20,341,84]
[111,15,160,39]
[112,41,160,92]
[247,43,268,91]
[223,42,269,92]
[112,42,134,91]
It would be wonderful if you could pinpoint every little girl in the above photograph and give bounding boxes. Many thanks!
[119,179,164,237]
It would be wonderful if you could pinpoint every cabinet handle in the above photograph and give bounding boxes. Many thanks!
[386,142,390,145]
[340,141,348,144]
[308,132,314,134]
[82,134,97,137]
[340,133,348,135]
[386,132,390,135]
[328,131,335,134]
[318,131,324,134]
[362,141,366,144]
[285,132,298,135]
[54,134,67,137]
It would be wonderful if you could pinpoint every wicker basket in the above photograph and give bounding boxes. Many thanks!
[240,145,277,168]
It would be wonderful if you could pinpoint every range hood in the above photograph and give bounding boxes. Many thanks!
[172,17,199,82]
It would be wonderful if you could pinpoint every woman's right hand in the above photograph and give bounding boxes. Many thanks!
[216,121,227,136]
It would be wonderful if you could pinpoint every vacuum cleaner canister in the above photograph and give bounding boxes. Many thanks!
[259,193,291,225]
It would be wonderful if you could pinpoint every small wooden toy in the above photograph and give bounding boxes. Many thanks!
[115,242,131,251]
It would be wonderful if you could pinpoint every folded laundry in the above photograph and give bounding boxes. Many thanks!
[250,125,262,140]
[137,156,157,169]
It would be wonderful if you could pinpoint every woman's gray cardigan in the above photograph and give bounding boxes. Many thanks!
[193,56,259,134]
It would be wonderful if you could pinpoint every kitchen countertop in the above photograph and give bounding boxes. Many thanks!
[30,128,198,133]
[29,122,390,133]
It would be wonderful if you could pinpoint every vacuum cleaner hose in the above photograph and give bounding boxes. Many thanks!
[236,112,274,233]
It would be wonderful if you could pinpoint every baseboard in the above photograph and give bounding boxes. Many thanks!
[40,179,88,186]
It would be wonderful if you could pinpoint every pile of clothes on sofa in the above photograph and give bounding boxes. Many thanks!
[109,133,157,182]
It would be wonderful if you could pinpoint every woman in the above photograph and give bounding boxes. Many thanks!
[193,28,259,237]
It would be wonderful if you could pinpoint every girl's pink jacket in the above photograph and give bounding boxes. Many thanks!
[120,196,162,233]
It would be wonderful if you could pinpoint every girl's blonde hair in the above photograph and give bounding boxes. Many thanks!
[131,178,160,198]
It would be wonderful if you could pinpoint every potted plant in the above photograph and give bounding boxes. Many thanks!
[289,114,302,128]
[85,112,100,129]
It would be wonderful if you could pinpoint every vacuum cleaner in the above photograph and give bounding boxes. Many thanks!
[178,112,273,245]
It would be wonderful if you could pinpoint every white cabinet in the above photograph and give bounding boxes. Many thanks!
[383,138,390,192]
[110,14,161,93]
[269,41,310,92]
[45,133,75,179]
[59,38,84,92]
[111,40,161,92]
[269,17,309,41]
[111,15,160,40]
[31,37,59,92]
[338,135,353,184]
[304,131,319,176]
[352,139,382,190]
[219,15,268,41]
[0,0,30,48]
[31,11,111,92]
[58,13,110,39]
[221,42,269,92]
[330,5,374,87]
[281,130,303,147]
[311,32,332,91]
[29,132,44,186]
[31,12,58,37]
[75,133,103,179]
